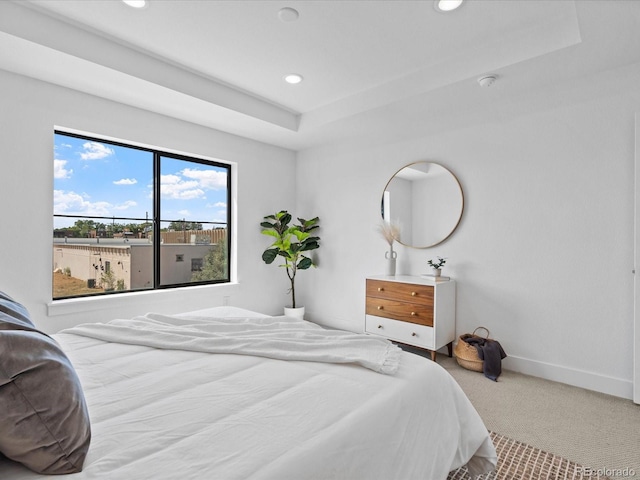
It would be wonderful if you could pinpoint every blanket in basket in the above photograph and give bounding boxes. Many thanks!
[464,336,507,381]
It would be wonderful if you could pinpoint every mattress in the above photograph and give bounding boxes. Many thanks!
[0,307,496,479]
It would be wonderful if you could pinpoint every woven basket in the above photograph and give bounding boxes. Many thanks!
[454,327,490,372]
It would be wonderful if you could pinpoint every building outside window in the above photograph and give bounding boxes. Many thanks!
[53,130,231,299]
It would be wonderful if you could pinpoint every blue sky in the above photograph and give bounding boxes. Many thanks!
[53,133,228,229]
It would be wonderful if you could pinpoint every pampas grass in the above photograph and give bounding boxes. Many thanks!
[377,221,400,246]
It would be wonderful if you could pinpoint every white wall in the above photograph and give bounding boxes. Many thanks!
[296,90,638,399]
[0,70,296,333]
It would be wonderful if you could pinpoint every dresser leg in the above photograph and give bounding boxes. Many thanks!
[430,350,437,362]
[447,342,453,357]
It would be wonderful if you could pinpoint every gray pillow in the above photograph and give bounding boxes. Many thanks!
[0,291,36,332]
[0,291,91,474]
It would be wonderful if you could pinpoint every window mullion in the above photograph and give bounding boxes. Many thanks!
[153,152,161,289]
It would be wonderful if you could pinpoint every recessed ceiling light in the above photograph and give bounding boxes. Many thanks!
[434,0,463,13]
[278,7,299,22]
[122,0,147,9]
[284,74,303,85]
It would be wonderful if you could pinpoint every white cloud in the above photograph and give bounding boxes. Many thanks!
[54,190,110,217]
[114,178,138,185]
[54,190,136,216]
[159,168,227,202]
[54,159,72,179]
[161,174,182,185]
[160,174,205,200]
[80,141,115,160]
[181,168,227,189]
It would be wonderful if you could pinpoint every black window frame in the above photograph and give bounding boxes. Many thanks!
[53,130,232,300]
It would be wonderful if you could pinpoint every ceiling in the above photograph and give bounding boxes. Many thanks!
[1,0,640,151]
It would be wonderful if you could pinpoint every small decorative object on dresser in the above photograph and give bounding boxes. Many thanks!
[260,211,320,316]
[377,221,400,276]
[364,275,456,361]
[426,256,447,277]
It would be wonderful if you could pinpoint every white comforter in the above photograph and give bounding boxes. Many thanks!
[1,308,496,480]
[65,312,403,375]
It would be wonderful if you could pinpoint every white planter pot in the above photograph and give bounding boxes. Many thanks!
[284,306,305,319]
[431,268,441,277]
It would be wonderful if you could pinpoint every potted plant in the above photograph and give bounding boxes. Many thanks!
[260,211,320,317]
[427,256,447,277]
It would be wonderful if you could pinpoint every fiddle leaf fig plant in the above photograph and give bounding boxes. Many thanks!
[261,211,320,308]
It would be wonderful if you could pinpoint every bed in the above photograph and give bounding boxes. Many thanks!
[1,294,496,480]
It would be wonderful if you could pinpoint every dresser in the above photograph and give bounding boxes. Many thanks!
[365,275,456,361]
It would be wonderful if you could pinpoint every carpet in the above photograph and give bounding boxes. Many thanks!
[448,431,611,480]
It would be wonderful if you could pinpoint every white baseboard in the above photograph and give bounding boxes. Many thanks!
[503,355,633,400]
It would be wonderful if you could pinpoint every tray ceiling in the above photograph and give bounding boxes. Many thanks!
[1,0,639,150]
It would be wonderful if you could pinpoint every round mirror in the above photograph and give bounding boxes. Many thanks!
[381,162,464,248]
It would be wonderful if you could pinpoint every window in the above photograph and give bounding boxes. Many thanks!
[191,258,203,272]
[53,130,231,299]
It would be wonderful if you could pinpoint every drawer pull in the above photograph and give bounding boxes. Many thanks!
[378,287,384,292]
[411,312,416,316]
[411,332,417,337]
[377,325,383,329]
[411,291,417,296]
[377,306,384,310]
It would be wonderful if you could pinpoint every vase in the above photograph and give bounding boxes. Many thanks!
[385,247,397,276]
[431,268,441,277]
[284,306,305,319]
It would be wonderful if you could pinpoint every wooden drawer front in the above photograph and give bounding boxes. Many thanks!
[365,315,434,350]
[366,279,434,306]
[365,297,433,326]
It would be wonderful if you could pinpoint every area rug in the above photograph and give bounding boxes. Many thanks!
[448,431,611,480]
